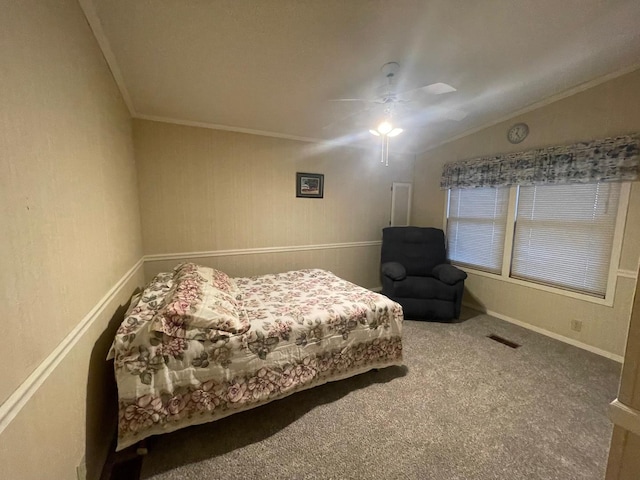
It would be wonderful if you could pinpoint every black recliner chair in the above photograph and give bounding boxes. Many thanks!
[381,227,467,321]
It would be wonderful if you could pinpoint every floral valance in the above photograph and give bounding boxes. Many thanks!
[440,134,639,189]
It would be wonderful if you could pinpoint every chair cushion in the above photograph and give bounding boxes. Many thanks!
[391,276,458,301]
[381,227,447,276]
[381,262,407,281]
[432,264,467,285]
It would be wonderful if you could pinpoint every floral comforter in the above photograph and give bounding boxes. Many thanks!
[110,266,403,450]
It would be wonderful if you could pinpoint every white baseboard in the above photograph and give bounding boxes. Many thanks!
[609,399,640,436]
[464,303,624,363]
[0,258,144,435]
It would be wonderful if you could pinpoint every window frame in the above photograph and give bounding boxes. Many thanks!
[443,182,631,307]
[445,186,510,275]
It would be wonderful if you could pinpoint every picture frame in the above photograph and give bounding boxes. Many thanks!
[296,172,324,198]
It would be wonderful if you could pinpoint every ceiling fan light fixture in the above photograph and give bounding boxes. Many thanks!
[377,121,393,135]
[371,120,402,167]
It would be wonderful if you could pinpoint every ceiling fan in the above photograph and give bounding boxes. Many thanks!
[327,62,467,167]
[330,62,467,122]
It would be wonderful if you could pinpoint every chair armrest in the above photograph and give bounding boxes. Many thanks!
[381,262,407,281]
[432,264,467,285]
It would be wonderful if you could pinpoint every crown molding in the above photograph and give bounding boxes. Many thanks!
[134,114,325,144]
[134,114,421,156]
[79,0,638,159]
[77,0,136,115]
[419,63,640,155]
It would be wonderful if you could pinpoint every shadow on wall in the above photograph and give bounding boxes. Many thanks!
[84,287,141,480]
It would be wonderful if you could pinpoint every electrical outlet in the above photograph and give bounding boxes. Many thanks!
[570,319,583,332]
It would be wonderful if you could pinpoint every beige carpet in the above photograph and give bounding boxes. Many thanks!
[140,309,620,479]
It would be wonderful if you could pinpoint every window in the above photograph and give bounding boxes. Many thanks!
[446,187,509,274]
[446,182,623,299]
[511,183,620,296]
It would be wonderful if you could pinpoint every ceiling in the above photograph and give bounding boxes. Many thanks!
[84,0,640,154]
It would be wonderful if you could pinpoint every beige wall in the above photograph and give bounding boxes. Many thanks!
[0,1,143,479]
[2,3,635,478]
[607,429,640,480]
[413,69,640,357]
[145,245,384,291]
[134,119,415,287]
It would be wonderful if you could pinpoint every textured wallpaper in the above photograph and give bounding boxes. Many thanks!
[134,119,415,286]
[0,1,143,478]
[413,69,640,357]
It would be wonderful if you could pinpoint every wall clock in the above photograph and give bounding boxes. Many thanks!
[507,123,529,144]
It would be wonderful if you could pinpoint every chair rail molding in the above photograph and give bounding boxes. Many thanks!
[609,399,640,437]
[0,258,144,435]
[144,240,383,262]
[617,269,638,279]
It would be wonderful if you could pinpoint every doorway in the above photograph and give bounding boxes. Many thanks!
[390,182,412,226]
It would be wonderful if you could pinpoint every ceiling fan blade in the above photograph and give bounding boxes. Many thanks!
[421,82,457,95]
[398,82,457,100]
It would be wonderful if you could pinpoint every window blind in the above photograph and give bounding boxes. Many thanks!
[447,187,509,273]
[511,182,620,297]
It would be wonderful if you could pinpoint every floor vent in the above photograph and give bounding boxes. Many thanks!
[487,334,521,349]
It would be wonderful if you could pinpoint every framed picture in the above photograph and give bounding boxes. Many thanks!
[296,172,324,198]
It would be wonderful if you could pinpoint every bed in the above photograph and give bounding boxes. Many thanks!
[109,263,404,450]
